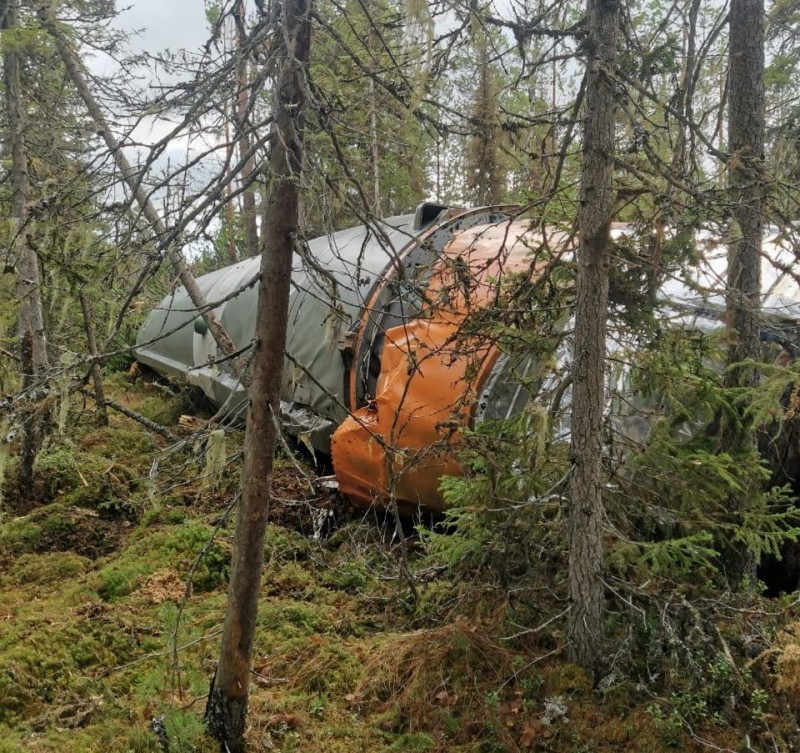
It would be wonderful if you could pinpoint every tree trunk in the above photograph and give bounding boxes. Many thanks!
[721,0,765,587]
[35,1,245,382]
[233,0,261,259]
[204,2,310,750]
[78,292,108,427]
[3,0,50,486]
[223,94,240,265]
[467,20,505,206]
[369,75,381,216]
[567,0,619,673]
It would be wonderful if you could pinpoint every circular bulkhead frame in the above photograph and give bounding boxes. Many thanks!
[331,208,552,515]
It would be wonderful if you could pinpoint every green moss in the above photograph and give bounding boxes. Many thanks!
[135,390,194,427]
[80,427,158,461]
[139,502,189,528]
[268,560,317,593]
[263,524,314,561]
[165,508,187,524]
[192,538,230,592]
[12,375,780,753]
[0,618,130,725]
[319,558,370,592]
[120,728,161,753]
[0,456,20,505]
[10,443,143,520]
[0,504,116,558]
[0,735,26,753]
[385,732,436,751]
[95,522,229,600]
[41,448,122,509]
[0,663,34,722]
[270,601,332,635]
[2,551,90,586]
[33,446,102,498]
[542,664,594,696]
[0,516,43,555]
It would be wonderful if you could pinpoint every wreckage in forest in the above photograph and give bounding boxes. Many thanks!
[135,204,800,513]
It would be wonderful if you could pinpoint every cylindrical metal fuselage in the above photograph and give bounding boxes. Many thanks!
[135,205,531,512]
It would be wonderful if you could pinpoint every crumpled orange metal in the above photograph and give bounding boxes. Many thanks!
[331,219,544,514]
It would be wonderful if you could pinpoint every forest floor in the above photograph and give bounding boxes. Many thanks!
[2,372,800,752]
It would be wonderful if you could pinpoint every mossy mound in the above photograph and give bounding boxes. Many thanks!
[77,426,160,460]
[1,550,91,586]
[95,521,230,600]
[0,503,118,560]
[2,442,143,519]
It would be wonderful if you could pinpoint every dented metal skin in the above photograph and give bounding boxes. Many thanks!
[135,205,800,514]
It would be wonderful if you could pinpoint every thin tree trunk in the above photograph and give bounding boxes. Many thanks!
[233,0,261,258]
[721,0,765,587]
[369,77,381,216]
[223,94,240,265]
[78,292,108,427]
[3,0,49,487]
[567,0,619,673]
[435,138,441,201]
[650,0,701,292]
[35,2,245,382]
[204,2,310,750]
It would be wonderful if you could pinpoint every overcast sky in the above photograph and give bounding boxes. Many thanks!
[113,1,210,55]
[87,1,224,250]
[96,2,215,149]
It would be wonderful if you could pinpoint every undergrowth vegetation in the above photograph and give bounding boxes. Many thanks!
[2,371,800,752]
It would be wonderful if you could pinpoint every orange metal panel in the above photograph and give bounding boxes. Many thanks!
[332,217,546,513]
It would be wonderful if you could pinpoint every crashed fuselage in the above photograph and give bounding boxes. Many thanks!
[136,205,535,512]
[135,206,800,513]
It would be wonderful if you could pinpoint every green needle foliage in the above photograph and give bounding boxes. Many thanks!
[428,295,800,595]
[614,327,800,585]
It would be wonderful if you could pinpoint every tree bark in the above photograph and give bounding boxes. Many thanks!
[223,95,240,265]
[204,2,310,750]
[467,20,505,206]
[721,0,765,587]
[369,75,381,216]
[567,0,619,673]
[78,292,109,427]
[35,1,245,382]
[3,0,50,486]
[233,0,261,259]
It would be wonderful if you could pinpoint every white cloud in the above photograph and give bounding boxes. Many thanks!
[114,1,210,55]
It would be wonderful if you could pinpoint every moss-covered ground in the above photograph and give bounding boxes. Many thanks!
[2,372,800,752]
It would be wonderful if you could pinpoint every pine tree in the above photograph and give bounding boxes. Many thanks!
[2,0,49,486]
[465,13,507,205]
[306,0,432,230]
[568,0,620,672]
[205,1,311,749]
[720,0,766,587]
